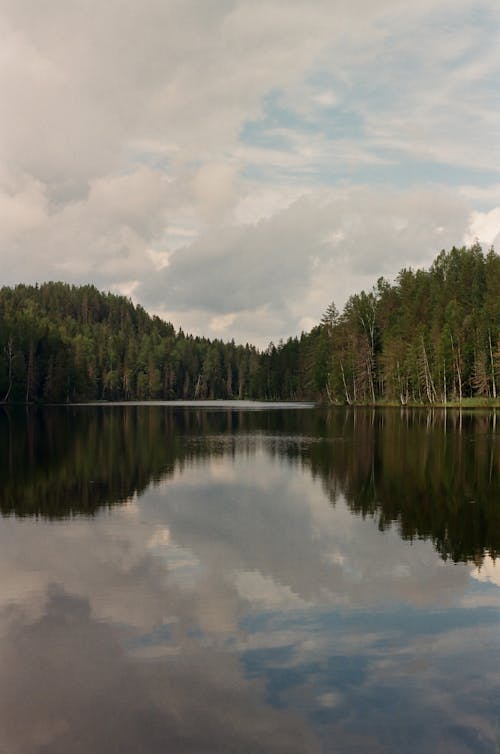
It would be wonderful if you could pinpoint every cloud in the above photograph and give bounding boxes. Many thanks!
[143,186,470,345]
[464,207,500,247]
[191,163,240,223]
[0,0,499,344]
[0,165,170,283]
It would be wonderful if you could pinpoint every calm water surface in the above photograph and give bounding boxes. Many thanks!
[1,404,500,753]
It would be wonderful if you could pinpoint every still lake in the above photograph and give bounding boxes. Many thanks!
[1,403,500,753]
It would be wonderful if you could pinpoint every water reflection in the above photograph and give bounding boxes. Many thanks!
[1,405,500,753]
[0,588,319,754]
[1,406,499,564]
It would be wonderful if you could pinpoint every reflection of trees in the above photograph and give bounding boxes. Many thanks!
[301,409,500,564]
[0,406,320,518]
[2,405,500,564]
[0,407,186,518]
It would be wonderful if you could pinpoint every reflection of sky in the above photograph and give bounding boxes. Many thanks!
[1,442,500,753]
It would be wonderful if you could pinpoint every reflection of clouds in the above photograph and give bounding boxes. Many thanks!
[148,525,171,548]
[234,569,308,610]
[238,609,500,754]
[0,589,320,754]
[470,555,500,587]
[148,451,472,610]
[0,514,168,630]
[0,446,475,637]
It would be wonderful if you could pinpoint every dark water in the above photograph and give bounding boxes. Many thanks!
[1,404,500,754]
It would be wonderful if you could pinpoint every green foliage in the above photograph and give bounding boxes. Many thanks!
[0,283,267,403]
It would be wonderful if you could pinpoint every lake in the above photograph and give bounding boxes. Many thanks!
[1,403,499,753]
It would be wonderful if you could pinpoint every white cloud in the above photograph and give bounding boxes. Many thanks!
[313,91,338,108]
[464,207,500,247]
[209,312,237,334]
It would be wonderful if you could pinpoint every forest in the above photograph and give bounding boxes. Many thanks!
[0,243,499,404]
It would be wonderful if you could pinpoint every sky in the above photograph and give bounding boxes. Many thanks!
[1,0,500,347]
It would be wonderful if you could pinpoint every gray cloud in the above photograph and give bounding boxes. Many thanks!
[145,187,470,344]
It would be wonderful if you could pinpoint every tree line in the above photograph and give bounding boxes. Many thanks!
[1,243,499,404]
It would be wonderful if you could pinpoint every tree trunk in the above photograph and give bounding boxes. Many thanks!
[488,330,497,399]
[3,336,14,402]
[26,340,34,403]
[450,333,462,402]
[340,360,352,405]
[193,373,202,399]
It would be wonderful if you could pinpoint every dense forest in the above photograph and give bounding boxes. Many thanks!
[1,243,499,404]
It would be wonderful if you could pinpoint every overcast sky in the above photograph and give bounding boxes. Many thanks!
[2,1,500,346]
